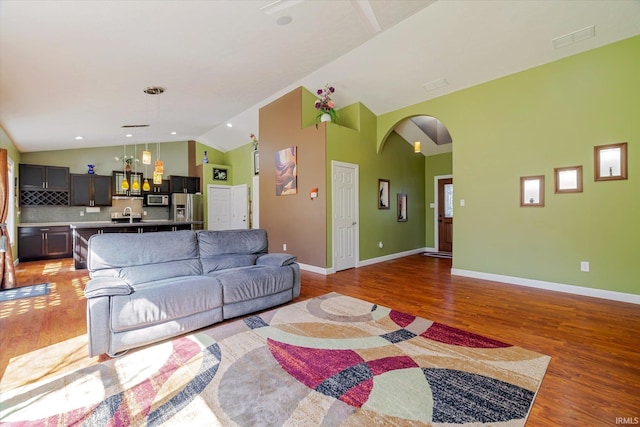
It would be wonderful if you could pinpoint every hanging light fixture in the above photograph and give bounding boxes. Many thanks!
[144,86,165,185]
[142,143,152,165]
[119,144,130,190]
[131,144,140,191]
[142,141,151,191]
[153,142,164,184]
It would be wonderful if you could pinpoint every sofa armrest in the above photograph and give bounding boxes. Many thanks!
[84,277,133,299]
[257,253,297,267]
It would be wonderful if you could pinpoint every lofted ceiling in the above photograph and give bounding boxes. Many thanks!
[1,0,639,154]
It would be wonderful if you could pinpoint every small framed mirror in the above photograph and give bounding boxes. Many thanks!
[397,193,408,222]
[594,142,627,181]
[520,175,545,207]
[554,166,583,193]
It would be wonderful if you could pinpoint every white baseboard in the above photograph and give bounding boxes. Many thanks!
[451,268,640,305]
[359,247,428,267]
[298,247,430,275]
[298,263,333,275]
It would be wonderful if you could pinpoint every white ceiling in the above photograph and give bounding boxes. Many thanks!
[1,0,639,154]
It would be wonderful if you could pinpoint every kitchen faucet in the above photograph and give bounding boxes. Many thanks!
[123,206,133,223]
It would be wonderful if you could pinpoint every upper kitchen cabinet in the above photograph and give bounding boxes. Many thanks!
[112,171,144,197]
[19,164,69,190]
[19,164,70,206]
[170,175,200,194]
[70,174,112,206]
[143,178,170,194]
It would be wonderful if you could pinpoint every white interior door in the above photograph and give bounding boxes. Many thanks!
[207,185,230,230]
[332,161,359,271]
[230,184,248,229]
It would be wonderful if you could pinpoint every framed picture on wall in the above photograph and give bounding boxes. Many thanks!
[276,146,297,196]
[378,179,390,209]
[594,142,627,181]
[253,151,259,175]
[397,193,408,222]
[520,175,545,207]
[213,168,228,181]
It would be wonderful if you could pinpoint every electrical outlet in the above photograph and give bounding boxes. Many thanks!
[378,241,383,248]
[79,211,84,216]
[283,243,287,251]
[580,261,590,272]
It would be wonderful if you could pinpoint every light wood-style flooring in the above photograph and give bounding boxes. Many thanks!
[1,255,639,426]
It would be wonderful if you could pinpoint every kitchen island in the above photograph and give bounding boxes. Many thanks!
[70,220,204,269]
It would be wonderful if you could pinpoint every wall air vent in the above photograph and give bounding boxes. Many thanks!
[121,124,150,128]
[552,25,595,49]
[423,77,448,92]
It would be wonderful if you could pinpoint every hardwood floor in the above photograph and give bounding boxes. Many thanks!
[1,255,639,426]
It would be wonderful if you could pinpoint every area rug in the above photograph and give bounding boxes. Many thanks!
[0,292,550,426]
[0,283,49,302]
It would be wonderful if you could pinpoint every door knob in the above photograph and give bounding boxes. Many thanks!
[352,221,357,226]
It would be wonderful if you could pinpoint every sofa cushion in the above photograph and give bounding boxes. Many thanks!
[257,253,297,267]
[89,230,198,268]
[109,276,223,332]
[197,229,268,257]
[88,230,202,284]
[211,265,294,304]
[201,254,259,274]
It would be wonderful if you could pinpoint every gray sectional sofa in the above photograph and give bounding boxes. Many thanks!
[84,229,300,357]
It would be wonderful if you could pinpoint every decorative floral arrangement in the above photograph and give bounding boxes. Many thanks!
[114,155,139,171]
[250,133,259,150]
[314,84,338,124]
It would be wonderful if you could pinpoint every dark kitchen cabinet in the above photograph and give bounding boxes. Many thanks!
[170,175,200,194]
[149,179,171,194]
[70,174,112,206]
[18,226,71,261]
[112,171,144,196]
[19,164,69,191]
[19,164,70,206]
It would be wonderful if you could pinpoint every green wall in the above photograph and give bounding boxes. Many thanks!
[322,100,426,267]
[20,141,190,176]
[378,35,640,296]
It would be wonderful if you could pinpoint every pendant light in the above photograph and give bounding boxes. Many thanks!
[153,142,164,184]
[131,144,140,191]
[120,144,129,190]
[144,86,165,185]
[142,141,151,191]
[142,143,152,165]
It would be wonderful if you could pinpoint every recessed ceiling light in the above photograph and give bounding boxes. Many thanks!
[75,136,83,140]
[171,131,177,135]
[227,123,233,128]
[276,16,292,26]
[125,134,133,137]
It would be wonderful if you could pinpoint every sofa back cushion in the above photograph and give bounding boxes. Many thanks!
[197,229,268,273]
[88,230,202,284]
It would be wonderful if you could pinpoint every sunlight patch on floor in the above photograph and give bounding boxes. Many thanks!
[0,334,93,391]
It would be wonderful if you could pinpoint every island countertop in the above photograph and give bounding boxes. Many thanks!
[69,220,203,229]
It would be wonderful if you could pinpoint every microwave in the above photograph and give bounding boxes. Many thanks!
[146,194,169,206]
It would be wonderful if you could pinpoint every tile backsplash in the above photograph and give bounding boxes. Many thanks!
[20,205,170,223]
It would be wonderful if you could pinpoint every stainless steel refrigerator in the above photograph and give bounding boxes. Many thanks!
[171,193,203,229]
